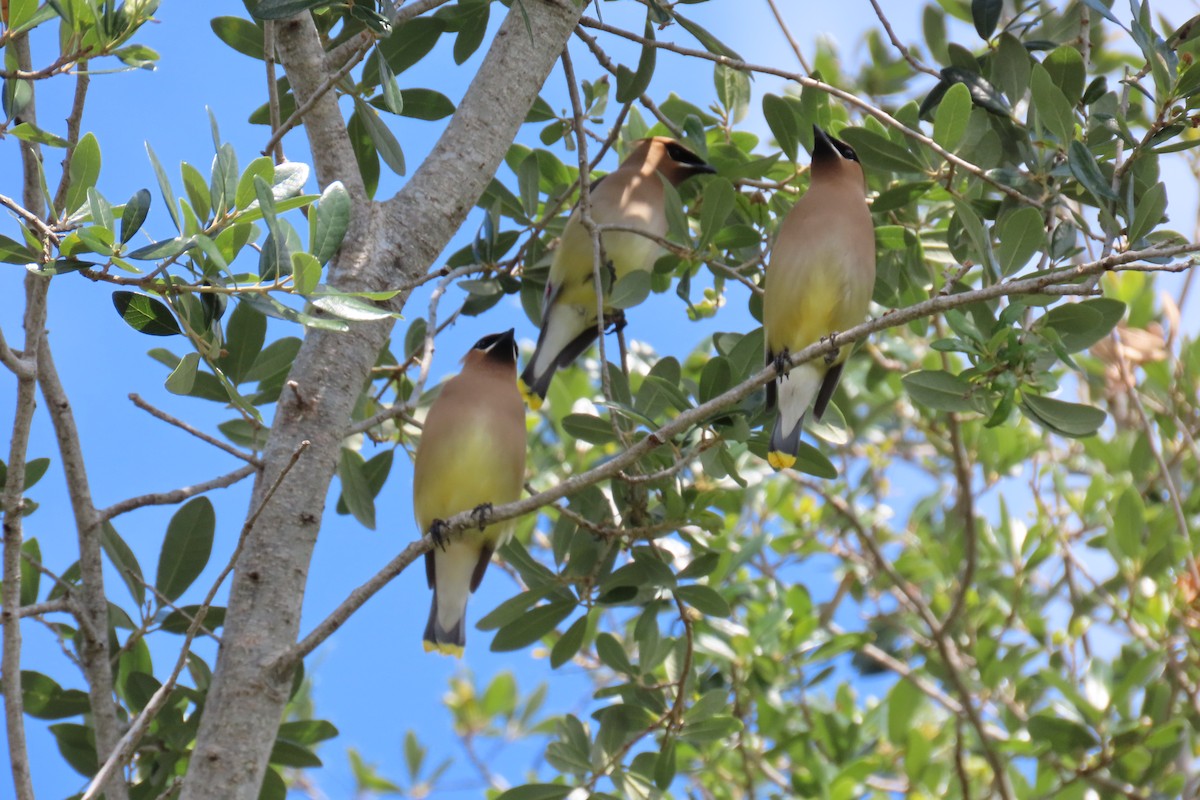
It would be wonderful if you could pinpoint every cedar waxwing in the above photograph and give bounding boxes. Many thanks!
[414,329,526,656]
[519,136,716,409]
[764,126,876,471]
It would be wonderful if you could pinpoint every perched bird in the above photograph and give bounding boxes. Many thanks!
[414,329,526,656]
[519,136,716,409]
[764,126,876,470]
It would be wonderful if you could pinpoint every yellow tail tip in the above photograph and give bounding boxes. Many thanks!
[767,451,796,471]
[423,640,465,658]
[517,378,544,411]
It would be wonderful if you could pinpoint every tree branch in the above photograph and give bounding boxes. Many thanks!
[98,464,259,522]
[37,336,129,800]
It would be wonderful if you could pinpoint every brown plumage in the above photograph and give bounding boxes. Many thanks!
[519,136,716,409]
[764,126,876,470]
[414,329,526,656]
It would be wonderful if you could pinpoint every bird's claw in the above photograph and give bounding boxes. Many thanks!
[429,519,450,551]
[471,503,493,531]
[605,309,628,334]
[821,332,841,365]
[773,348,792,376]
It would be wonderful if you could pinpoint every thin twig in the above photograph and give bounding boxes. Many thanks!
[277,242,1198,674]
[763,0,813,73]
[261,37,371,157]
[98,464,259,522]
[129,394,261,465]
[578,16,1042,207]
[81,441,311,800]
[264,21,285,164]
[867,0,941,77]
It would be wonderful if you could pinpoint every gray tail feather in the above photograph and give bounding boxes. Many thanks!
[769,411,805,460]
[423,592,465,650]
[520,325,600,402]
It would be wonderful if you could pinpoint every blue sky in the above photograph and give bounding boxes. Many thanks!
[3,1,1198,797]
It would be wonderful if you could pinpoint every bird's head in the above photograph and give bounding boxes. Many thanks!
[463,328,518,367]
[633,136,717,185]
[810,125,865,186]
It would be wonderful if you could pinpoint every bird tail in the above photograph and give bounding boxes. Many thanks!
[423,590,466,658]
[768,412,805,470]
[767,363,822,471]
[519,306,600,410]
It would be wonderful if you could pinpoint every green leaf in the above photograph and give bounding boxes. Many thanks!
[164,352,201,395]
[236,157,275,210]
[837,128,926,174]
[550,615,588,668]
[64,132,101,215]
[674,584,731,617]
[310,181,350,266]
[1038,298,1124,352]
[126,236,193,261]
[160,604,226,634]
[1068,140,1117,202]
[211,16,264,59]
[995,206,1045,275]
[7,122,68,148]
[146,142,182,232]
[1020,394,1106,438]
[608,271,652,310]
[278,719,339,746]
[49,723,97,776]
[940,66,1012,117]
[310,294,396,321]
[971,0,1001,39]
[291,252,321,295]
[364,18,444,85]
[1026,712,1097,751]
[387,87,453,121]
[270,740,322,768]
[762,93,801,162]
[219,300,267,384]
[616,16,656,103]
[375,48,404,115]
[245,337,302,383]
[1043,45,1086,106]
[698,176,735,248]
[112,292,182,336]
[714,64,750,124]
[352,97,406,176]
[338,449,376,530]
[119,188,152,244]
[155,497,216,602]
[1030,63,1076,144]
[452,1,490,65]
[19,538,40,607]
[933,81,972,149]
[490,601,575,652]
[561,413,617,445]
[0,234,36,265]
[1128,182,1166,243]
[903,369,979,413]
[699,356,732,404]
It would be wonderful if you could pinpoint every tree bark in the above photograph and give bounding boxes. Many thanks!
[180,2,583,798]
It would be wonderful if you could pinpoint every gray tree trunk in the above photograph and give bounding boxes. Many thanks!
[181,2,584,798]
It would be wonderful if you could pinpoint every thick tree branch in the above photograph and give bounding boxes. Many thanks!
[275,244,1198,672]
[182,3,585,798]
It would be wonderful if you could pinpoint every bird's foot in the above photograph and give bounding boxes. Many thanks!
[821,332,841,365]
[605,309,628,334]
[470,503,493,531]
[429,519,450,551]
[773,347,792,376]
